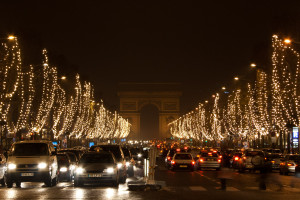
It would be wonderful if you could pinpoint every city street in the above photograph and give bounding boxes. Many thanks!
[1,158,300,199]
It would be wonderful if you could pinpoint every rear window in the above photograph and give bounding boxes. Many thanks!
[80,153,114,163]
[175,154,192,160]
[12,143,49,156]
[246,151,264,157]
[201,153,218,157]
[288,155,300,161]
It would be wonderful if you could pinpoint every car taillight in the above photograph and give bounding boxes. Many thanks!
[218,159,221,163]
[219,155,222,159]
[243,157,246,160]
[176,148,181,152]
[287,163,294,166]
[167,156,171,161]
[171,160,176,165]
[191,161,195,165]
[234,157,239,161]
[271,161,275,164]
[200,159,204,163]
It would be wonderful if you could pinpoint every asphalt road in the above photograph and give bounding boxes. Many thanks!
[1,158,300,199]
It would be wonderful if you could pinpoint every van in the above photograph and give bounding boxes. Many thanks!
[5,140,58,188]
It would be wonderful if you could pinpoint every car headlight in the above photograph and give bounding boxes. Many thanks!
[60,167,68,172]
[8,163,16,170]
[38,163,47,169]
[137,153,142,158]
[104,167,114,174]
[76,167,85,174]
[126,162,130,167]
[117,163,123,169]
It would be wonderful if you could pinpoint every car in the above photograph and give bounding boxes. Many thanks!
[59,149,85,161]
[279,154,300,175]
[295,162,300,177]
[5,140,58,188]
[238,149,268,173]
[230,152,243,169]
[57,153,74,182]
[89,145,127,183]
[265,153,283,170]
[170,153,195,171]
[165,149,179,169]
[0,154,6,186]
[121,147,134,177]
[196,151,221,170]
[74,151,119,187]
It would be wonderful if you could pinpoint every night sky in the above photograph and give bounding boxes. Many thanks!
[1,0,300,113]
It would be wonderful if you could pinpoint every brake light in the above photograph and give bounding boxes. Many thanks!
[171,160,176,165]
[208,152,212,155]
[191,161,195,165]
[218,159,221,163]
[287,163,294,166]
[176,148,180,152]
[167,156,171,161]
[213,151,217,153]
[243,157,246,160]
[234,157,239,161]
[200,159,204,163]
[184,147,188,150]
[271,161,275,164]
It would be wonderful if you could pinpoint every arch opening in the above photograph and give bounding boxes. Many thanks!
[140,104,159,140]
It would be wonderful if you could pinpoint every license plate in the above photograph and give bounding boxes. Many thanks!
[21,173,34,176]
[88,173,102,177]
[179,165,187,168]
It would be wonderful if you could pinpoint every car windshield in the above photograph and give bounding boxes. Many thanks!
[90,146,122,159]
[175,154,192,160]
[66,153,77,162]
[80,153,114,163]
[57,155,69,165]
[12,143,49,156]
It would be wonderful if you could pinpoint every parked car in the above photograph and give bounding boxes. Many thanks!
[238,149,268,173]
[170,153,195,171]
[0,154,6,186]
[5,140,58,188]
[57,153,74,182]
[196,151,221,170]
[279,154,300,175]
[89,145,127,183]
[74,151,119,187]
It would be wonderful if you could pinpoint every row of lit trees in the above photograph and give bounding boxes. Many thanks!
[0,36,130,142]
[169,35,300,148]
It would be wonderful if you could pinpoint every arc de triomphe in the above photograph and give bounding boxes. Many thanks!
[118,83,182,140]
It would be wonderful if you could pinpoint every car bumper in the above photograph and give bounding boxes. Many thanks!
[75,174,117,183]
[199,162,220,169]
[171,163,194,170]
[5,171,50,182]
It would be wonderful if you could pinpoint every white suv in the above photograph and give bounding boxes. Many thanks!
[5,140,58,188]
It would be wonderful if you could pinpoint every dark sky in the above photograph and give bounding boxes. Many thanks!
[1,0,300,113]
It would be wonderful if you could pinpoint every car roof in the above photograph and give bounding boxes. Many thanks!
[13,140,52,144]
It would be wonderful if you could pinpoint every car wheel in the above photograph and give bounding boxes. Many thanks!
[0,177,5,186]
[74,179,83,187]
[52,176,57,186]
[16,181,21,188]
[112,178,119,188]
[45,176,52,187]
[5,177,13,188]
